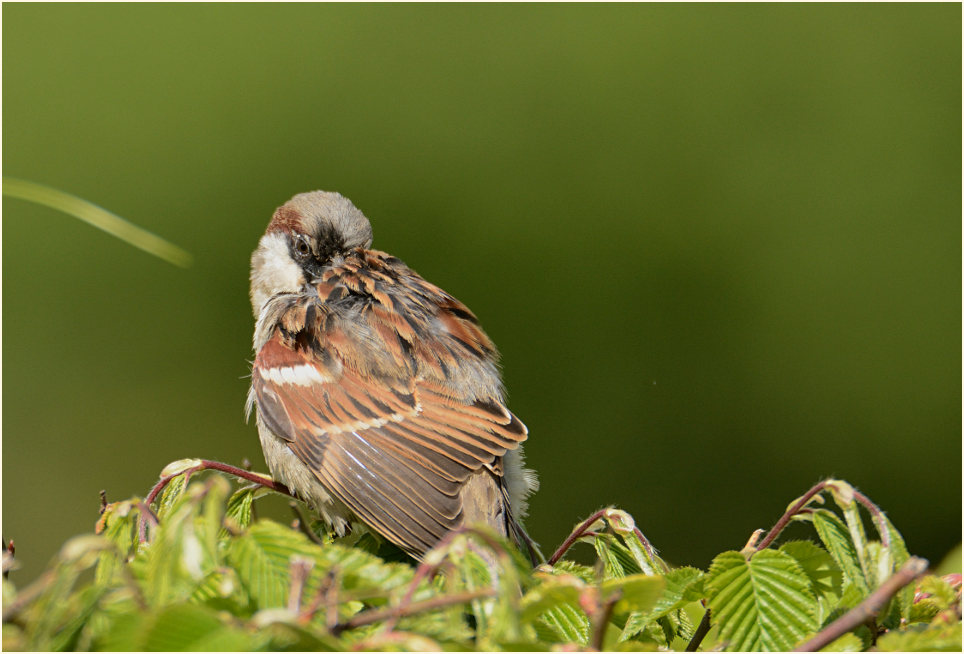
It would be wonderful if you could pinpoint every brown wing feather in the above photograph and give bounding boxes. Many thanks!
[251,250,527,555]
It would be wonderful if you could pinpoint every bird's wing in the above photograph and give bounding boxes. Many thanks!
[251,292,527,555]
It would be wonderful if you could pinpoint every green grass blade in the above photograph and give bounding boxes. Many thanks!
[3,177,192,267]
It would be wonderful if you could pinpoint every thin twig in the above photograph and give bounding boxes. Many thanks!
[381,525,513,635]
[590,589,621,651]
[287,557,315,612]
[853,490,890,550]
[548,509,608,566]
[138,459,297,542]
[384,557,444,633]
[324,569,342,631]
[146,460,294,507]
[756,481,827,551]
[793,557,929,652]
[135,501,161,543]
[290,501,325,545]
[299,567,339,626]
[331,588,496,635]
[686,607,712,652]
[384,526,497,632]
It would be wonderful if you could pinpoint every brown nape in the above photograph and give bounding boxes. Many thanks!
[266,204,303,234]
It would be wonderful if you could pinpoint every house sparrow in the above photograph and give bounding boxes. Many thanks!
[247,191,538,560]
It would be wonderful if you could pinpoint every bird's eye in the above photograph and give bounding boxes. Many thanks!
[293,237,311,259]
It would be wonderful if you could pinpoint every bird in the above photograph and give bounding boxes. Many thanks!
[247,191,538,561]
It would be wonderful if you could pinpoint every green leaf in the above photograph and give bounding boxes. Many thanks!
[3,623,26,651]
[653,566,705,617]
[881,514,913,621]
[224,486,258,533]
[318,542,415,598]
[448,536,521,646]
[909,575,961,624]
[601,574,665,615]
[143,477,230,606]
[541,600,591,645]
[99,603,254,651]
[149,604,254,651]
[46,584,108,651]
[229,518,415,618]
[522,570,590,645]
[156,474,187,521]
[521,579,582,623]
[603,509,664,575]
[94,500,140,585]
[780,541,842,598]
[230,522,313,609]
[551,559,596,584]
[837,496,875,589]
[256,621,343,651]
[817,632,863,651]
[706,550,818,651]
[812,510,870,598]
[595,532,643,579]
[619,567,704,642]
[191,567,253,616]
[17,535,114,651]
[875,622,963,652]
[779,540,843,626]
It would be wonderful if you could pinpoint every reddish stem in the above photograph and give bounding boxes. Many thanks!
[686,608,712,651]
[139,459,297,542]
[634,526,669,573]
[590,589,620,651]
[333,588,496,635]
[755,481,828,551]
[548,509,608,566]
[853,490,891,550]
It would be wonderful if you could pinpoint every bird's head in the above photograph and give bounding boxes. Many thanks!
[250,191,373,316]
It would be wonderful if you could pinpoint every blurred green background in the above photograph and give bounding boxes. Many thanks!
[3,4,960,583]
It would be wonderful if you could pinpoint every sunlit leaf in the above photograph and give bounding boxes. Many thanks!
[603,509,664,575]
[94,501,140,585]
[601,574,665,615]
[619,567,704,642]
[144,477,229,606]
[595,532,643,579]
[522,571,589,645]
[881,514,913,622]
[780,541,842,598]
[817,631,863,651]
[875,621,962,652]
[706,550,818,651]
[156,474,187,521]
[230,522,311,610]
[224,486,259,533]
[812,509,870,598]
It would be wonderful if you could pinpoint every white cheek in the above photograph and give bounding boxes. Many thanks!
[250,232,304,315]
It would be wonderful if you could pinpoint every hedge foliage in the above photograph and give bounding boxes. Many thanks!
[3,465,960,651]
